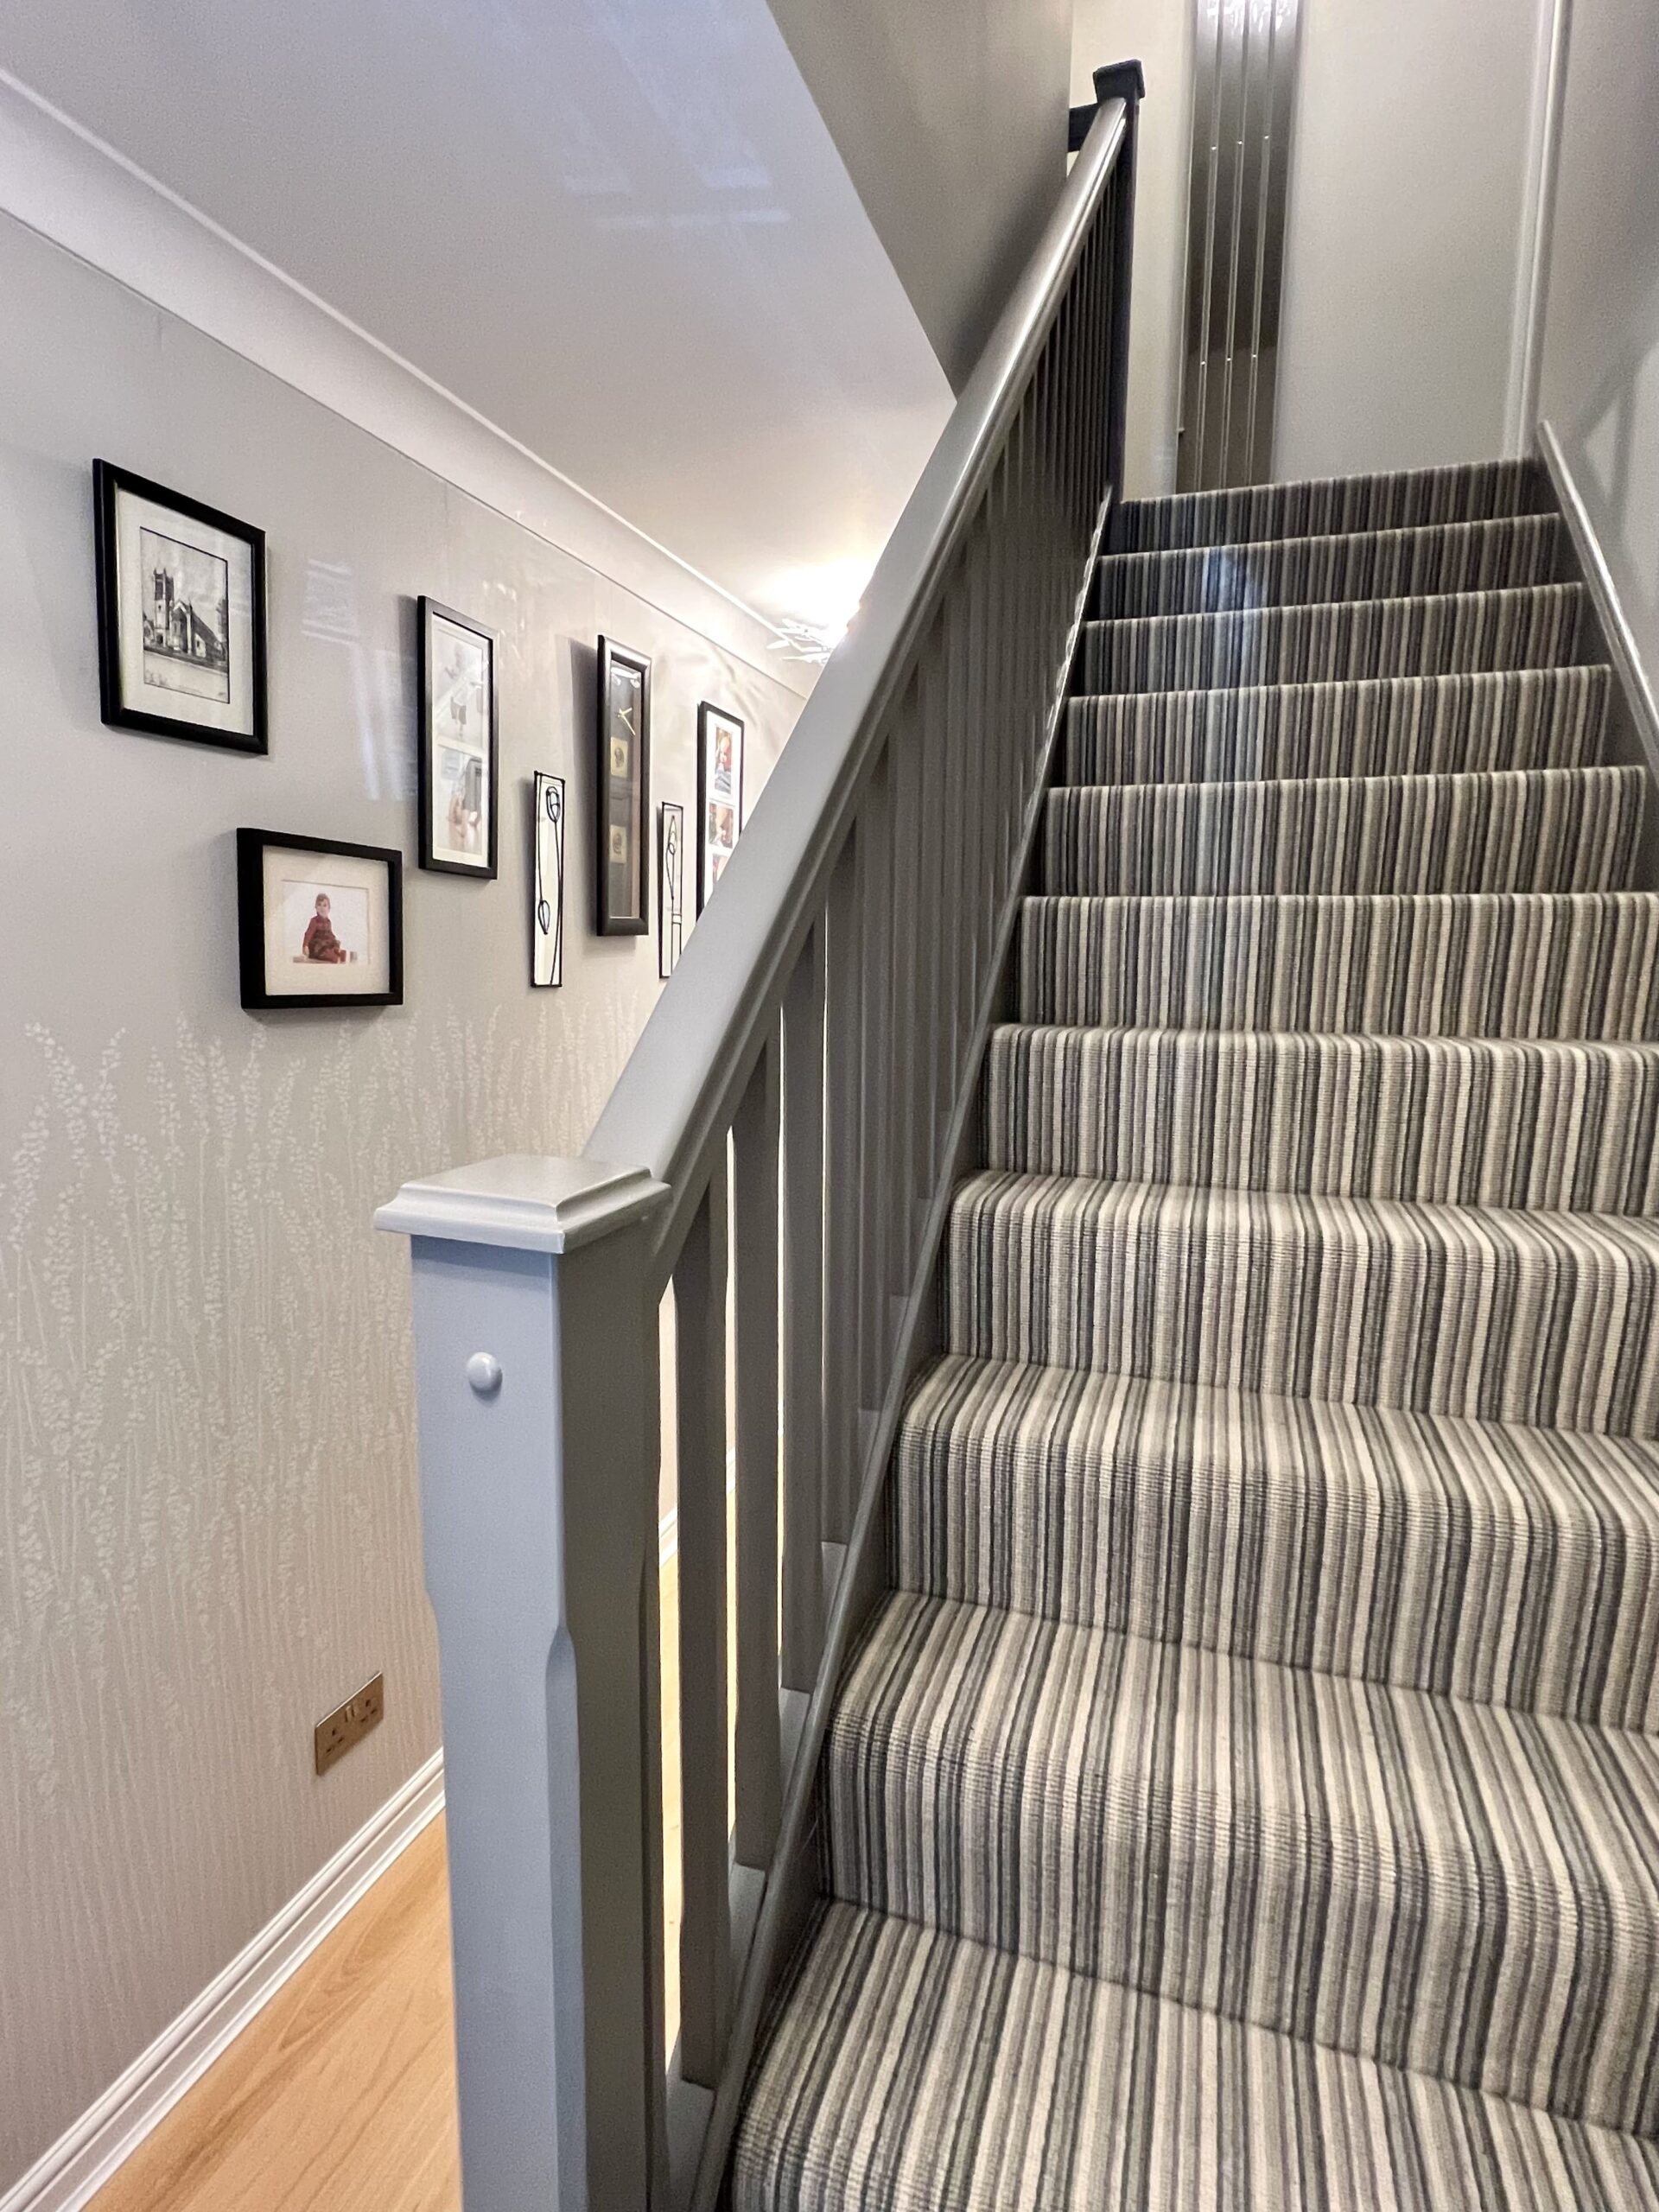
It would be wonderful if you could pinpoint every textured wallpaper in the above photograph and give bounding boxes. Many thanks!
[0,214,798,2188]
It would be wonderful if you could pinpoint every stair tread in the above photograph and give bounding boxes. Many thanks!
[1043,764,1643,898]
[947,1170,1659,1432]
[1116,455,1551,553]
[1064,666,1612,786]
[1095,512,1562,619]
[953,1164,1659,1260]
[984,1021,1659,1211]
[893,1351,1659,1724]
[994,1015,1659,1058]
[733,1901,1659,2211]
[1078,584,1587,696]
[826,1586,1659,2127]
[1020,889,1659,1040]
[1054,761,1635,798]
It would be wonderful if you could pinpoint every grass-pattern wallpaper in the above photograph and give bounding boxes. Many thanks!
[0,213,798,2190]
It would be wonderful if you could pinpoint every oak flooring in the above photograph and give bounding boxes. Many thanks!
[88,1817,460,2212]
[89,1550,702,2209]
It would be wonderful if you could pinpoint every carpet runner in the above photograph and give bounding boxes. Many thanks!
[731,455,1659,2209]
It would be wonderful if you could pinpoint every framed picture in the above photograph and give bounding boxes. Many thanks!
[236,829,404,1011]
[418,597,499,878]
[596,637,651,935]
[697,702,745,911]
[532,772,566,988]
[93,460,268,752]
[658,800,684,979]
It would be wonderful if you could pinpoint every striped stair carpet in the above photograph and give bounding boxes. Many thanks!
[733,456,1659,2209]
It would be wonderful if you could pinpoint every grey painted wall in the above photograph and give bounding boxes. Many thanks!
[0,212,799,2191]
[1537,0,1659,706]
[766,0,1073,390]
[1273,0,1545,479]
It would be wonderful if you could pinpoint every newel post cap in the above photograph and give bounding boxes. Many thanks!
[374,1154,669,1255]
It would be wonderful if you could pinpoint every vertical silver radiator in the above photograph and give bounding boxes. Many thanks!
[1178,0,1303,493]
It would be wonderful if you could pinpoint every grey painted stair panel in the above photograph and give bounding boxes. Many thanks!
[1018,893,1659,1039]
[1062,667,1612,786]
[890,1353,1659,1726]
[1093,512,1563,620]
[1043,766,1643,897]
[983,1024,1659,1211]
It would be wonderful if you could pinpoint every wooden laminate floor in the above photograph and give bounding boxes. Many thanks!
[89,1554,699,2210]
[89,1816,461,2212]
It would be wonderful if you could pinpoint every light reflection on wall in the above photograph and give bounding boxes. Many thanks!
[301,556,414,803]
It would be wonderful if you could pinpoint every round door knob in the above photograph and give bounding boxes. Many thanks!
[466,1352,504,1397]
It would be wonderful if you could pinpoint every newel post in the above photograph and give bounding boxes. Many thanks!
[377,1155,670,2212]
[1094,57,1146,508]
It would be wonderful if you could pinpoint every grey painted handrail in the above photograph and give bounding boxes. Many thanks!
[588,93,1130,1270]
[378,72,1142,2212]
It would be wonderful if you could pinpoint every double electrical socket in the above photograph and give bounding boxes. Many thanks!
[315,1672,385,1776]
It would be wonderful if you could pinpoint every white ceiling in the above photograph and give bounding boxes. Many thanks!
[0,0,953,637]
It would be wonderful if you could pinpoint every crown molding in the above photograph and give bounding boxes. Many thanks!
[0,70,813,699]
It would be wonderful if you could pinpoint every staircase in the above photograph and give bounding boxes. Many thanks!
[730,456,1659,2209]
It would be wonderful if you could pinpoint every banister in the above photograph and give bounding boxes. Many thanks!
[587,92,1131,1272]
[378,66,1143,2212]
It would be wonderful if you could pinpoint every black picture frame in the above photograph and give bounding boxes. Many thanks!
[658,799,684,979]
[236,828,404,1012]
[417,596,499,879]
[596,637,652,936]
[696,701,746,912]
[93,459,269,753]
[531,772,566,988]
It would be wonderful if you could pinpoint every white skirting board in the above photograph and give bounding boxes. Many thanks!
[0,1751,446,2212]
[9,1488,716,2209]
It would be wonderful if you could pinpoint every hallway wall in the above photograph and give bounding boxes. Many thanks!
[766,0,1071,389]
[1274,0,1548,480]
[1537,0,1659,717]
[0,210,800,2194]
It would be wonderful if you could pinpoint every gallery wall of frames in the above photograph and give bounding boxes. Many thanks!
[92,458,755,1014]
[0,211,804,2201]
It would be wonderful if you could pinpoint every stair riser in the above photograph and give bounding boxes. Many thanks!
[946,1177,1659,1433]
[890,1363,1659,1728]
[824,1604,1659,2133]
[1116,455,1550,553]
[1044,769,1641,898]
[986,1028,1659,1211]
[1020,895,1659,1040]
[1093,515,1562,620]
[1064,668,1611,787]
[1078,587,1586,696]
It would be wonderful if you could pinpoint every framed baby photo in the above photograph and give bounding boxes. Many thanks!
[237,829,404,1012]
[417,597,499,878]
[596,636,651,936]
[93,460,268,752]
[697,702,745,911]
